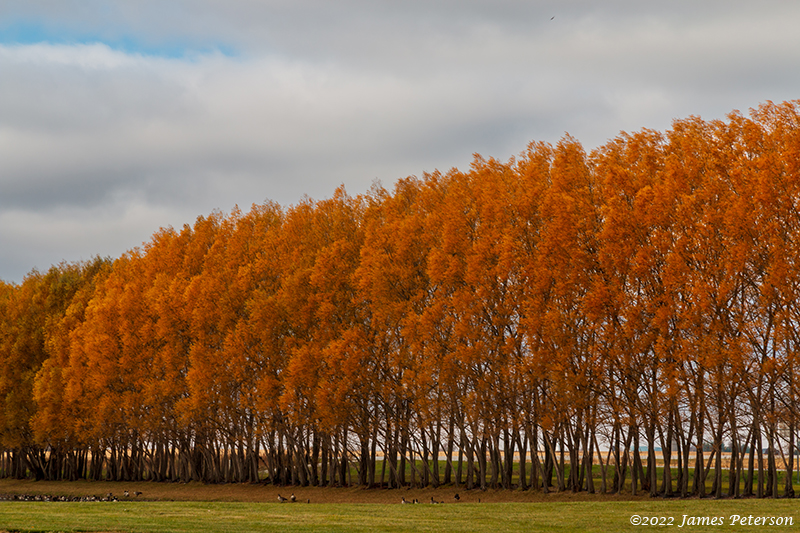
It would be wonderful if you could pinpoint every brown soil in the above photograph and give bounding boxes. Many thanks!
[0,478,651,504]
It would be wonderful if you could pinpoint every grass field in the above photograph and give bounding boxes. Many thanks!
[2,479,800,532]
[2,499,800,532]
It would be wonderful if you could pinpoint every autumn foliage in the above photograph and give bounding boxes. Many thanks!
[3,100,800,497]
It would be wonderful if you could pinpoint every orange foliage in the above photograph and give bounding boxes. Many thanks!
[2,100,800,495]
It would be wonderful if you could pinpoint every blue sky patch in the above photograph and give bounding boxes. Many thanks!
[0,19,237,59]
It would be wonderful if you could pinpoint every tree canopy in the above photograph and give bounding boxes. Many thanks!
[2,100,800,497]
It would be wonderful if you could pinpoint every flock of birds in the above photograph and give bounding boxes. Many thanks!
[277,493,310,504]
[4,488,472,505]
[402,494,466,504]
[0,490,142,502]
[276,492,471,505]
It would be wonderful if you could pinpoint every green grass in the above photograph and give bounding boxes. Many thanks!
[2,500,800,532]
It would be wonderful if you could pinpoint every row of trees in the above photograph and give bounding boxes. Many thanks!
[3,100,800,497]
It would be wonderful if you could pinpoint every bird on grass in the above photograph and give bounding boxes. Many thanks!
[277,494,288,503]
[290,493,297,503]
[402,497,408,504]
[454,493,460,501]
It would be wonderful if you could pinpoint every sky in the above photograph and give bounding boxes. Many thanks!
[1,1,799,283]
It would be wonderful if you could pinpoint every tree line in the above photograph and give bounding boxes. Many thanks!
[3,100,800,498]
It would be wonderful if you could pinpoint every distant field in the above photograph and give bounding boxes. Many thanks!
[1,480,800,532]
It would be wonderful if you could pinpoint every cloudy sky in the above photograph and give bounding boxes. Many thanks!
[1,1,799,282]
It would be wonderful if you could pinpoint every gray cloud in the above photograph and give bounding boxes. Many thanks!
[1,1,800,281]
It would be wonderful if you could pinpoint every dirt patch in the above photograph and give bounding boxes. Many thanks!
[0,478,650,504]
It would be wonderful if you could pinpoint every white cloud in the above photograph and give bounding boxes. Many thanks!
[2,1,800,281]
[0,199,193,278]
[0,42,142,68]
